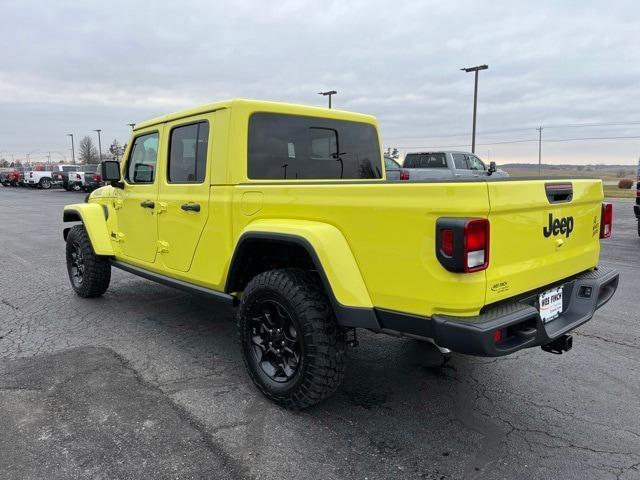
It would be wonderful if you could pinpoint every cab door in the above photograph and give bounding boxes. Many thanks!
[156,118,211,272]
[117,129,161,264]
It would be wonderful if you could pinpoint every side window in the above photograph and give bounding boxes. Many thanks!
[384,157,399,170]
[126,132,159,184]
[168,122,209,183]
[466,154,486,171]
[452,153,469,170]
[247,113,381,180]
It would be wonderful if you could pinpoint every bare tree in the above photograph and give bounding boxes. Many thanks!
[108,139,125,161]
[78,136,99,164]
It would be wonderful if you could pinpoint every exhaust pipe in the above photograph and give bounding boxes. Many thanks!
[541,334,573,355]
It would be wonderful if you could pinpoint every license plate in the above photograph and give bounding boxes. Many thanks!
[539,287,563,323]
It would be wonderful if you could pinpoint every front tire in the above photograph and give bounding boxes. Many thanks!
[238,268,347,410]
[65,225,111,297]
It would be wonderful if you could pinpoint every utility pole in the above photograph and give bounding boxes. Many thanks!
[67,133,75,164]
[93,129,102,163]
[318,90,337,108]
[47,151,51,165]
[537,126,543,176]
[461,64,488,153]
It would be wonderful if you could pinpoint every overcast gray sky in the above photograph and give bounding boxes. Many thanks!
[1,0,639,165]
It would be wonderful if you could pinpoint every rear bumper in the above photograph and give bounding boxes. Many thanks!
[375,265,619,357]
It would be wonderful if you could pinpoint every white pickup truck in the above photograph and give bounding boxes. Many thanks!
[24,165,78,189]
[400,151,508,181]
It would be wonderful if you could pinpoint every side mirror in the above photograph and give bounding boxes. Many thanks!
[133,163,154,183]
[488,161,497,176]
[100,160,123,187]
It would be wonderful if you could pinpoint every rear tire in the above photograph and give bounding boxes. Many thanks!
[238,268,347,410]
[39,178,52,189]
[65,225,111,297]
[637,220,640,237]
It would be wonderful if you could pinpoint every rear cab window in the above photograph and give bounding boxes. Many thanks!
[404,153,447,169]
[247,113,382,180]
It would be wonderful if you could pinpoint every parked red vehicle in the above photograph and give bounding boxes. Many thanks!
[0,169,25,187]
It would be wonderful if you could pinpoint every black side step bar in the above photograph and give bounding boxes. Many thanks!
[110,260,238,305]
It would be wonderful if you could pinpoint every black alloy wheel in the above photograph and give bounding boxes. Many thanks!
[246,299,301,383]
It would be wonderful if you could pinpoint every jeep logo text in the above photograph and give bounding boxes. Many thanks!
[543,213,574,238]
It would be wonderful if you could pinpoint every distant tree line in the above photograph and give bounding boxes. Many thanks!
[77,136,126,164]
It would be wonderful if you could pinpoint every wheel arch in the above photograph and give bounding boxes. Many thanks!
[225,222,379,330]
[62,203,114,256]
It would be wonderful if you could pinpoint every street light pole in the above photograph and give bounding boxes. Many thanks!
[318,90,337,108]
[67,133,75,164]
[93,129,102,163]
[461,64,488,153]
[537,126,543,176]
[127,123,135,129]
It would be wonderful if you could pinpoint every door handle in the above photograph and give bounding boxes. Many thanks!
[181,203,201,212]
[140,200,155,209]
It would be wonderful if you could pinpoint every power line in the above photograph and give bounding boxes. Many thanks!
[395,134,640,150]
[385,120,640,141]
[544,135,640,143]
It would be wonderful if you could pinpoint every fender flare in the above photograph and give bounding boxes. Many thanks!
[63,203,114,256]
[227,220,380,330]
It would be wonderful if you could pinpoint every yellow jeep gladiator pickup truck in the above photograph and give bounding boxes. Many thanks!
[62,99,619,409]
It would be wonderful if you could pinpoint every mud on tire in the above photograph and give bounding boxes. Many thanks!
[238,268,347,410]
[65,225,111,298]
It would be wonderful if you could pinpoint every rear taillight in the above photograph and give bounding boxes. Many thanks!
[29,172,33,178]
[464,219,490,272]
[76,173,81,180]
[436,218,490,273]
[600,202,612,239]
[399,170,410,181]
[93,174,101,182]
[441,229,454,256]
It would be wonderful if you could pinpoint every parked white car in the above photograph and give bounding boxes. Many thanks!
[24,165,78,189]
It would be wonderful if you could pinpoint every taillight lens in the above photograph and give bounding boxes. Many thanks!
[441,229,454,256]
[93,174,101,182]
[400,170,410,181]
[600,202,612,239]
[464,219,489,272]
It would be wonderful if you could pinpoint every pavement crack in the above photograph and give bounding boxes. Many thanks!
[575,331,640,351]
[1,299,19,310]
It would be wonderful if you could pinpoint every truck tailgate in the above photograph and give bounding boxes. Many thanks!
[486,179,602,305]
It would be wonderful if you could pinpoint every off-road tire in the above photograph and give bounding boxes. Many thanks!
[39,178,52,189]
[65,225,111,297]
[238,268,347,410]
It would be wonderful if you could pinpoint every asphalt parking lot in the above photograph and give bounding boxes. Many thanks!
[0,187,638,480]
